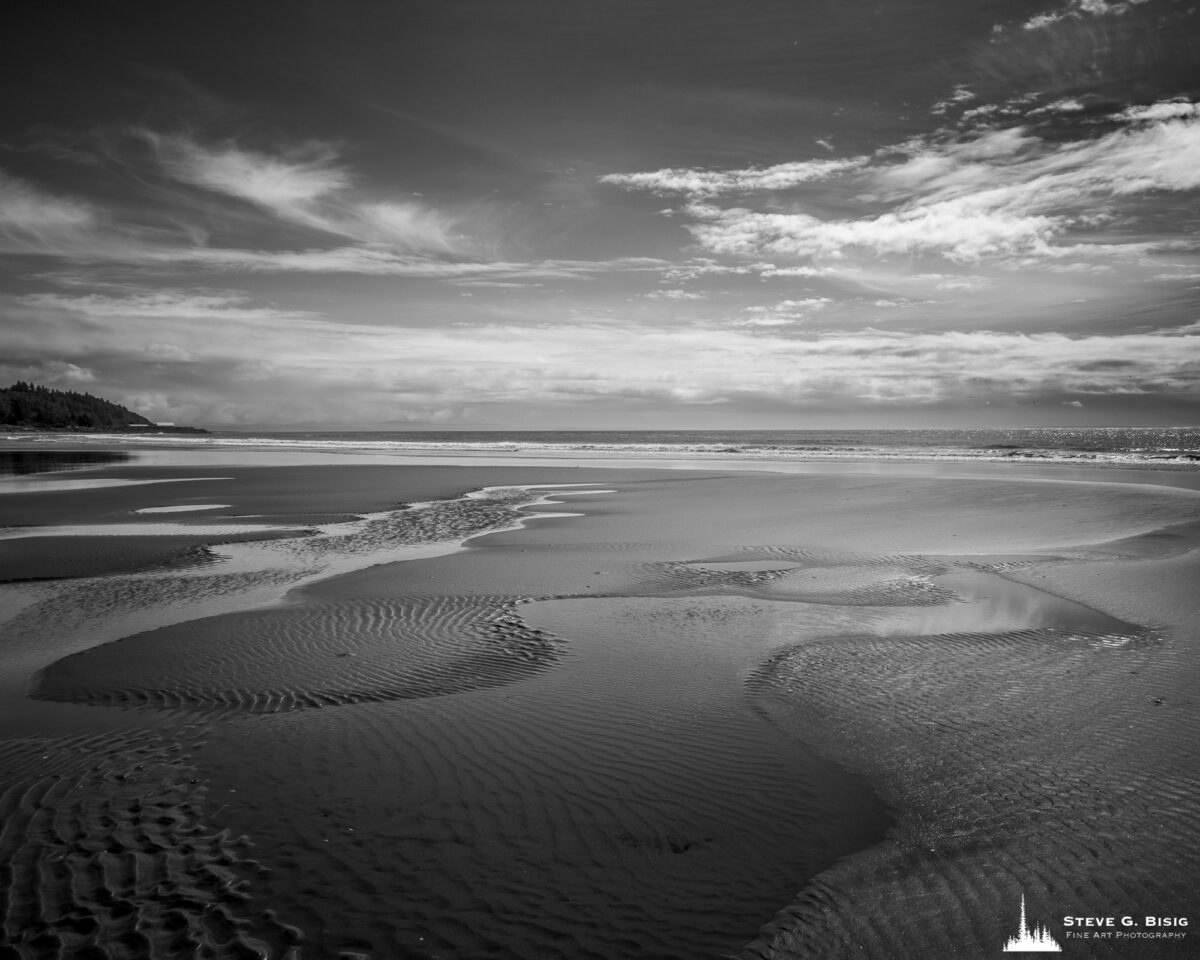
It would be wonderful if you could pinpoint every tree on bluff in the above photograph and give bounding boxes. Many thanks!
[0,382,156,429]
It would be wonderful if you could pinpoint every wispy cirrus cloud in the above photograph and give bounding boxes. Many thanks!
[5,289,321,367]
[143,247,669,279]
[20,290,319,323]
[141,132,461,252]
[145,134,349,211]
[960,0,1196,135]
[0,170,101,250]
[0,163,671,281]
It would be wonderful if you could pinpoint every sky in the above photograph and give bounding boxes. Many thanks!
[1,0,1198,430]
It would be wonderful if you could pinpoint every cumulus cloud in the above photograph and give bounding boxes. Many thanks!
[9,284,1198,423]
[912,273,993,292]
[734,298,832,327]
[778,298,831,310]
[1117,100,1200,123]
[686,200,1061,263]
[742,298,831,316]
[931,84,977,116]
[732,315,795,327]
[0,358,99,388]
[1027,98,1087,115]
[382,325,1197,407]
[1020,0,1150,30]
[606,99,1200,265]
[600,157,865,196]
[646,288,706,301]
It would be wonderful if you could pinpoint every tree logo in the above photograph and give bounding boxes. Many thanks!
[1003,893,1062,952]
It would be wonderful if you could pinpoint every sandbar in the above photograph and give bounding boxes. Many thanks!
[0,447,1197,958]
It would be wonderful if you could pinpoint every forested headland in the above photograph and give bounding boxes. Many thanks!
[0,383,207,433]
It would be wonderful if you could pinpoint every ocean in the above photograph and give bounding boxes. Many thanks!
[6,426,1199,468]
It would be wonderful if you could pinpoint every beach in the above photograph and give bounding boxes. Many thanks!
[1,444,1198,959]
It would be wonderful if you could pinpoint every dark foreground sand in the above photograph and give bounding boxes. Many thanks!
[1,450,1198,959]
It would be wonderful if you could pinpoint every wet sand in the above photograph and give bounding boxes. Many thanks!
[1,450,1198,958]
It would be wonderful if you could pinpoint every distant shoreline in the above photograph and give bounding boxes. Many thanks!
[0,425,209,435]
[3,426,1199,474]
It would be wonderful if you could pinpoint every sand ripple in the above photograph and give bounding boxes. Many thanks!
[12,469,1197,959]
[741,617,1196,959]
[0,730,299,959]
[33,597,563,714]
[183,594,886,960]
